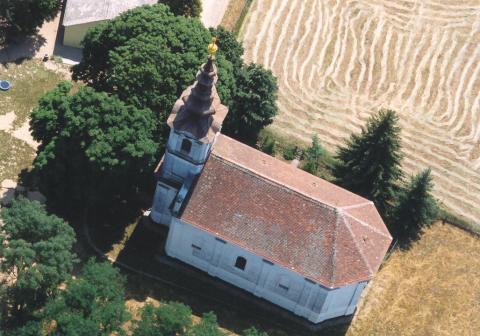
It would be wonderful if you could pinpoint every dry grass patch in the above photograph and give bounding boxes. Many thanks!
[220,0,253,35]
[348,222,480,335]
[0,130,35,181]
[0,60,65,127]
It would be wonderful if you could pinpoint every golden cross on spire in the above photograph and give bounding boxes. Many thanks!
[208,37,218,58]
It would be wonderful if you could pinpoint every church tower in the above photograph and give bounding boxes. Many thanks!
[151,38,229,225]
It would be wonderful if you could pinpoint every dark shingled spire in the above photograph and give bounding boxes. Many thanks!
[166,37,229,143]
[182,56,217,117]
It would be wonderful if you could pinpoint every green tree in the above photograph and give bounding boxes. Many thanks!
[223,64,278,145]
[301,135,326,175]
[132,302,192,336]
[391,169,438,244]
[333,109,403,217]
[209,26,244,70]
[242,327,269,336]
[40,259,129,336]
[0,0,60,42]
[30,81,157,210]
[72,4,235,123]
[190,312,226,336]
[4,321,42,336]
[0,198,77,325]
[159,0,202,17]
[72,4,278,147]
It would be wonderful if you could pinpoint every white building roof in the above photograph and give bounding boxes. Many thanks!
[63,0,157,26]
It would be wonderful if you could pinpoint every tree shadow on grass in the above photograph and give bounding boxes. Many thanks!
[85,197,150,254]
[115,221,350,336]
[0,34,46,64]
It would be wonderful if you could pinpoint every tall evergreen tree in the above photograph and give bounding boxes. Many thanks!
[333,109,403,217]
[301,135,326,175]
[392,169,438,244]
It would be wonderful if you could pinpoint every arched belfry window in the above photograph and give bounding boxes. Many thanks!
[181,138,192,154]
[235,256,247,270]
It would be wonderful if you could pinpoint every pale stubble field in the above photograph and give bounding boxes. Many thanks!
[240,0,480,229]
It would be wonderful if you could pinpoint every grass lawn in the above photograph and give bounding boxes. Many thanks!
[0,60,66,182]
[0,60,65,128]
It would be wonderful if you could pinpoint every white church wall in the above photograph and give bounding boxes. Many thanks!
[150,181,179,225]
[161,152,204,183]
[165,219,368,324]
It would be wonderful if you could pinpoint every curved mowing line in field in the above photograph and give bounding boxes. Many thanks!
[241,0,480,227]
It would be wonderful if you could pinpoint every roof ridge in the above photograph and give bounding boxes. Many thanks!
[329,210,341,286]
[211,153,339,213]
[343,209,392,239]
[213,134,372,206]
[340,201,373,210]
[341,211,374,277]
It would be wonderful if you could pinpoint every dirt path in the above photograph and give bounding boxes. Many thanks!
[0,111,38,149]
[0,13,60,63]
[201,0,230,27]
[241,0,480,228]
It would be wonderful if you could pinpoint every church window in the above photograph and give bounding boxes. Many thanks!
[278,277,290,292]
[234,256,247,270]
[181,138,192,154]
[191,236,205,258]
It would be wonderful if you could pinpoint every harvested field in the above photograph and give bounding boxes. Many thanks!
[241,0,480,228]
[347,222,480,335]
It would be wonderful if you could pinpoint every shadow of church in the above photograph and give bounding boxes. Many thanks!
[114,219,352,336]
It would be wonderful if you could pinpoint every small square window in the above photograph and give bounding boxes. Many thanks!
[234,256,247,270]
[181,139,192,154]
[278,277,290,291]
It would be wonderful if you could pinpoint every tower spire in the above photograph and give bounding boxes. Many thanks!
[183,37,219,117]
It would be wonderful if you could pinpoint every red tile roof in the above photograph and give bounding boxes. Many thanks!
[180,134,392,288]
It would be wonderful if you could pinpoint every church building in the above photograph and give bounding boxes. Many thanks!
[151,40,392,324]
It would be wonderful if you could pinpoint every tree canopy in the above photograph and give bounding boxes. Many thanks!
[30,81,157,210]
[72,4,235,122]
[0,198,77,326]
[189,312,226,336]
[391,169,438,244]
[132,302,192,336]
[209,26,244,70]
[72,4,277,146]
[222,63,278,145]
[159,0,202,17]
[332,109,403,217]
[0,0,60,42]
[40,259,129,336]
